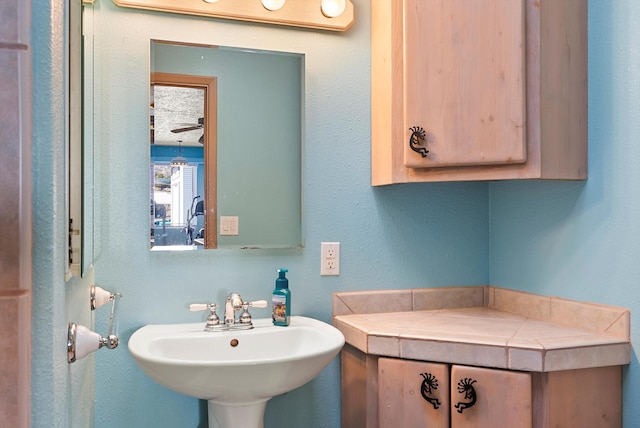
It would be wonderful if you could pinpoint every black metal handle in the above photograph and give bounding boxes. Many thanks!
[454,377,477,413]
[419,372,441,409]
[409,126,429,158]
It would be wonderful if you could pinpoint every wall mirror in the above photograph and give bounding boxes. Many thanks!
[67,0,95,278]
[149,41,303,251]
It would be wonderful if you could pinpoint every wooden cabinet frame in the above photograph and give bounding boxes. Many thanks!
[341,345,622,428]
[371,0,588,184]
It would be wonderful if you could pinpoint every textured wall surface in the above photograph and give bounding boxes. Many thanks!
[490,1,640,426]
[30,1,96,427]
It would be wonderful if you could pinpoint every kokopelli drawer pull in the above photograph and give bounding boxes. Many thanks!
[419,372,441,409]
[454,377,477,413]
[409,126,429,158]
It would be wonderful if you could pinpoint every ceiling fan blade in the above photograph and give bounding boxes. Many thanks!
[171,125,203,133]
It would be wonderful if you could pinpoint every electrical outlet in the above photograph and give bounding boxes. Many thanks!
[321,242,340,276]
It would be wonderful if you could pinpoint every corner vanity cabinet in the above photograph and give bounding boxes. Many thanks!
[371,0,587,184]
[334,287,631,428]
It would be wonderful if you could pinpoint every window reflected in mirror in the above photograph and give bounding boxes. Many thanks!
[150,41,303,251]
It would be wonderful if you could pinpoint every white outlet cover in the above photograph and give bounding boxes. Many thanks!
[321,242,340,276]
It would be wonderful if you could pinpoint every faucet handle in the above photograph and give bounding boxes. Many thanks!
[248,300,268,308]
[238,300,267,325]
[189,303,215,312]
[189,303,223,331]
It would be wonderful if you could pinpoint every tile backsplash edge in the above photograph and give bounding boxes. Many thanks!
[333,286,630,340]
[333,286,490,316]
[331,293,354,316]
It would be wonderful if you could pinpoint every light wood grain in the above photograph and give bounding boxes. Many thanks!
[451,365,532,428]
[378,358,450,428]
[342,350,622,427]
[371,0,588,184]
[532,366,622,428]
[403,0,526,169]
[341,344,379,428]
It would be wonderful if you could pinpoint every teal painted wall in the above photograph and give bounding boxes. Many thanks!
[489,1,640,425]
[90,1,488,427]
[31,1,96,427]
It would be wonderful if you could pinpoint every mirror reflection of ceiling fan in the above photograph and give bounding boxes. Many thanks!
[171,117,204,144]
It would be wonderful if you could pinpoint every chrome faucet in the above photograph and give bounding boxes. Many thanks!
[190,293,268,332]
[225,292,244,326]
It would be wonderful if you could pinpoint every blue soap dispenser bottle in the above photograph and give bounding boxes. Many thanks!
[272,268,290,326]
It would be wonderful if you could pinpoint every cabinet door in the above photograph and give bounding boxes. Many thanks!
[403,0,526,169]
[451,365,532,428]
[378,358,450,428]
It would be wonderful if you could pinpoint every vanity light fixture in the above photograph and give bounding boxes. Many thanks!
[170,140,189,167]
[116,0,354,31]
[321,0,346,18]
[261,0,286,11]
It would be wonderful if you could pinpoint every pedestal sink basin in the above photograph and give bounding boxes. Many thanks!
[128,316,345,428]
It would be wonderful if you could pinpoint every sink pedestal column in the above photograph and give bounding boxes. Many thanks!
[208,400,268,428]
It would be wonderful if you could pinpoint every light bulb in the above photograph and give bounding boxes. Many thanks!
[321,0,346,18]
[261,0,286,11]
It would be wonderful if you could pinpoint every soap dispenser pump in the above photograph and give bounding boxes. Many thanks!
[272,268,290,326]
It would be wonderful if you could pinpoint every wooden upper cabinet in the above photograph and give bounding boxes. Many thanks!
[404,0,526,169]
[372,0,588,185]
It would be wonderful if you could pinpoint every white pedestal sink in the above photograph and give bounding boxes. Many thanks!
[128,316,345,428]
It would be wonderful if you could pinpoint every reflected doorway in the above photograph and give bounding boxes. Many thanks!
[150,73,217,249]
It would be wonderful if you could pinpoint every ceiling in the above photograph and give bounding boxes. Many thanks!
[152,85,205,147]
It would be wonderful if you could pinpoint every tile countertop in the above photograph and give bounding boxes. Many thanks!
[332,286,631,372]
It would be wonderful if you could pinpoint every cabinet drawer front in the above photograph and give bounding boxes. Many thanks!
[403,0,526,169]
[378,358,450,428]
[451,365,532,428]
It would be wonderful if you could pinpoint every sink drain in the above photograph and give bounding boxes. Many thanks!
[230,338,239,347]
